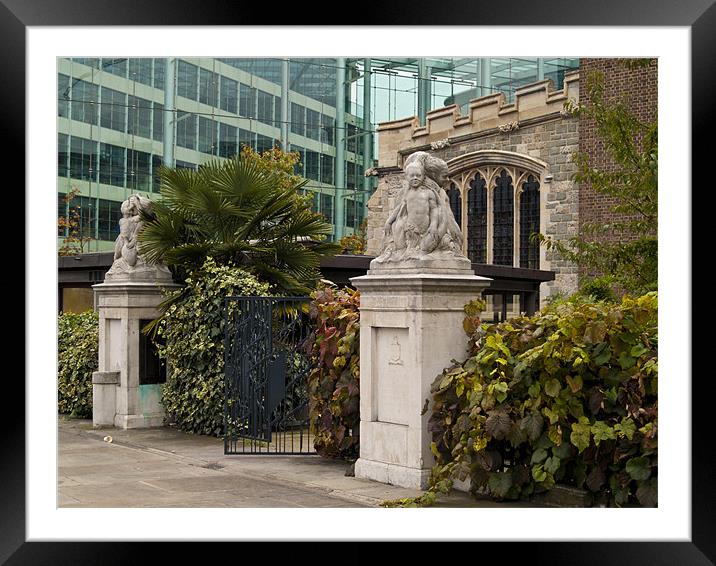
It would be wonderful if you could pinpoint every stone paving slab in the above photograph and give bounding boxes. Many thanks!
[58,417,533,508]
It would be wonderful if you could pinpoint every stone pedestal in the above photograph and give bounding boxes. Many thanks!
[350,271,491,489]
[92,280,180,429]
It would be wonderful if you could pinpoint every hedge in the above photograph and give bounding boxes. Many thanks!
[58,310,98,418]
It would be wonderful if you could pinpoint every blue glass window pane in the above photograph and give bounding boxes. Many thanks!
[128,58,153,86]
[99,143,126,187]
[153,59,166,90]
[100,87,127,132]
[198,117,217,155]
[219,123,237,158]
[177,61,198,100]
[70,80,98,125]
[199,68,219,107]
[128,95,152,139]
[220,76,238,114]
[58,74,70,118]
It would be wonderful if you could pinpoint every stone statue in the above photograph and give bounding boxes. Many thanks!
[104,194,173,282]
[370,152,472,274]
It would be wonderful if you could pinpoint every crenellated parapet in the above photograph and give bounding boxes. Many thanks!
[377,71,579,167]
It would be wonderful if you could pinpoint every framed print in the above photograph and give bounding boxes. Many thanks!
[9,0,710,562]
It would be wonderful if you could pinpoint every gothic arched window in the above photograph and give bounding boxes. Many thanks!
[493,169,514,266]
[520,174,540,269]
[467,173,487,263]
[445,149,546,269]
[447,182,462,228]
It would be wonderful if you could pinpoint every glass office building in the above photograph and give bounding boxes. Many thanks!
[57,57,578,251]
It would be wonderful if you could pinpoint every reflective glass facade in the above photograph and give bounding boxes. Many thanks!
[57,57,578,251]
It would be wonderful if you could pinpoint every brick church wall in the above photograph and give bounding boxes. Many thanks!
[577,59,658,270]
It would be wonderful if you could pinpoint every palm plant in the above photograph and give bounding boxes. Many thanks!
[138,153,339,295]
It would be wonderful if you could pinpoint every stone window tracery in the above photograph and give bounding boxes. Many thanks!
[493,169,515,266]
[447,182,462,228]
[466,173,487,264]
[444,150,546,269]
[520,174,541,269]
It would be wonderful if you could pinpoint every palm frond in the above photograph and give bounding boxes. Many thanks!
[164,242,215,268]
[249,261,311,295]
[138,207,188,264]
[273,209,336,239]
[141,150,338,292]
[211,156,277,202]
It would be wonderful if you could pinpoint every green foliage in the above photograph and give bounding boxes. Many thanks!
[58,310,98,418]
[380,491,438,508]
[138,147,340,296]
[306,285,361,459]
[338,219,368,255]
[537,63,657,296]
[58,186,94,256]
[427,293,658,507]
[238,145,316,212]
[578,276,618,303]
[155,257,271,436]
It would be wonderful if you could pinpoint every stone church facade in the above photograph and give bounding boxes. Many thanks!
[366,71,581,305]
[365,59,657,310]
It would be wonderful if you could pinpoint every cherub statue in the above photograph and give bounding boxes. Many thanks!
[105,194,172,282]
[405,151,463,251]
[374,152,465,265]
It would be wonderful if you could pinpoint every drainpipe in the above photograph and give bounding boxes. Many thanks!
[281,58,289,151]
[362,58,372,205]
[334,57,346,241]
[163,57,176,168]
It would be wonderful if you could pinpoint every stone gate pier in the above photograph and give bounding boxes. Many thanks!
[91,194,180,429]
[351,151,490,489]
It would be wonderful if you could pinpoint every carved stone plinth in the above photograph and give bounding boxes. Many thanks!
[92,280,180,429]
[368,254,473,276]
[350,272,491,489]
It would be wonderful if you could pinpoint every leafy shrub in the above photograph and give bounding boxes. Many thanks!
[338,219,367,255]
[306,285,360,459]
[579,276,617,303]
[428,293,658,507]
[58,310,98,417]
[155,257,271,436]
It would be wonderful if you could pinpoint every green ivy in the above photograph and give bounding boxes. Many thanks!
[154,257,271,437]
[427,293,658,507]
[58,310,98,418]
[306,285,360,459]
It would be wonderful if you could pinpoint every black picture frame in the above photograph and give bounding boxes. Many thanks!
[9,0,708,562]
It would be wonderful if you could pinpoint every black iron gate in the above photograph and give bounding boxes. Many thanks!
[224,296,316,455]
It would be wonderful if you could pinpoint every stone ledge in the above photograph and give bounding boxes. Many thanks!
[351,273,492,295]
[92,371,120,385]
[530,484,593,507]
[93,281,181,292]
[454,479,593,507]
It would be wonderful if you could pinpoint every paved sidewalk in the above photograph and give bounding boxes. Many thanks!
[58,417,537,508]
